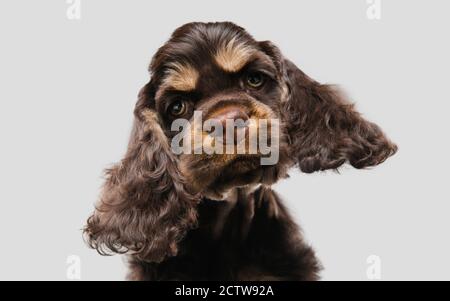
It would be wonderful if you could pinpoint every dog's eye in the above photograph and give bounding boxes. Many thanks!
[246,72,265,88]
[168,100,187,117]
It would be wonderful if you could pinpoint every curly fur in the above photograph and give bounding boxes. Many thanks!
[85,85,199,263]
[282,60,397,173]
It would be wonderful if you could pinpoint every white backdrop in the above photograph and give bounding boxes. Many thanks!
[0,0,449,280]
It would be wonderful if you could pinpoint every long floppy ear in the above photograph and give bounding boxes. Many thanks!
[84,82,199,263]
[281,59,397,173]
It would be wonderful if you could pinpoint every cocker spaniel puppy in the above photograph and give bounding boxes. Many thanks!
[85,22,397,280]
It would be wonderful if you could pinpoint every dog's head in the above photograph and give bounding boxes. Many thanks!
[85,22,397,262]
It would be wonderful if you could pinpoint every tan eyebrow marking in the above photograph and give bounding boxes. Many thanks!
[214,37,255,73]
[161,62,199,92]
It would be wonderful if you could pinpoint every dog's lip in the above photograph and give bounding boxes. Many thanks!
[183,152,260,175]
[204,155,260,183]
[215,154,262,175]
[208,126,248,145]
[181,153,262,196]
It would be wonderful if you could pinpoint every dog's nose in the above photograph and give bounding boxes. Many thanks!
[207,107,249,144]
[214,108,249,128]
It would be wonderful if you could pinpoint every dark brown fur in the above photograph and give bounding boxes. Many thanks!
[84,22,397,280]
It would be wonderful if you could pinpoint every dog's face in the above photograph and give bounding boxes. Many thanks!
[147,22,293,199]
[85,22,397,262]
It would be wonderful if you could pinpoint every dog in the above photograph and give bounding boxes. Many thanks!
[84,22,397,280]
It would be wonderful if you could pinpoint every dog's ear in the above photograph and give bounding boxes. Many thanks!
[84,82,199,263]
[281,59,397,173]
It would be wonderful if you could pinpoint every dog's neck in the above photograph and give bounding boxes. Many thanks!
[202,183,262,202]
[202,184,263,240]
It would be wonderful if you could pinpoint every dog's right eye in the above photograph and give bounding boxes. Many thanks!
[245,72,265,89]
[168,100,187,117]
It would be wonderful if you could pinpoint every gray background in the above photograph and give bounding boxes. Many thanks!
[0,0,449,280]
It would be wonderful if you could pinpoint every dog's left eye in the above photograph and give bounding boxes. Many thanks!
[245,72,265,88]
[168,100,187,117]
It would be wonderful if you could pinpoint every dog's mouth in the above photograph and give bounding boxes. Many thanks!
[180,152,260,186]
[196,155,264,199]
[179,149,289,201]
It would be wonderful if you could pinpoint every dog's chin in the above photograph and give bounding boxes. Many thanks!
[181,154,289,201]
[180,154,255,198]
